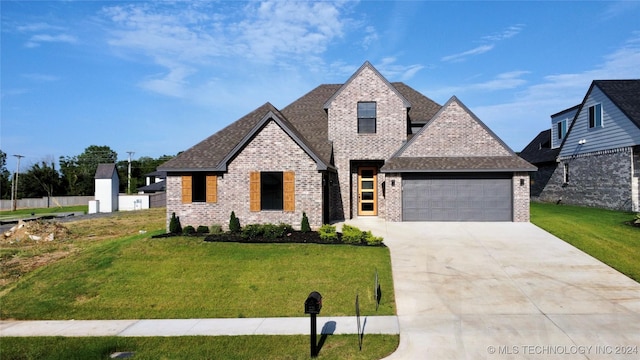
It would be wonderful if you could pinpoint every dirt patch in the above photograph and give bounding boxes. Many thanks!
[2,220,71,243]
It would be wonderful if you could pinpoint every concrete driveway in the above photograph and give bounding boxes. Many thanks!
[342,220,640,359]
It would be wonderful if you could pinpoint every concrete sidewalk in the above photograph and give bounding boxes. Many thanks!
[0,316,399,337]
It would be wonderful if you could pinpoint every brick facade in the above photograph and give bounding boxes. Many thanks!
[513,172,531,222]
[166,120,324,230]
[326,66,408,220]
[539,147,636,211]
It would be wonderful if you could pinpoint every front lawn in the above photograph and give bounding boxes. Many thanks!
[531,202,640,282]
[1,335,399,360]
[1,232,395,319]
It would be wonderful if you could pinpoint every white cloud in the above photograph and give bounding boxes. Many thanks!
[442,24,524,63]
[21,73,60,82]
[375,57,425,81]
[441,44,494,62]
[25,33,77,48]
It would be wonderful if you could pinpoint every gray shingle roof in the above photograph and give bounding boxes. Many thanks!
[519,129,559,165]
[94,163,118,179]
[381,156,536,172]
[159,81,441,172]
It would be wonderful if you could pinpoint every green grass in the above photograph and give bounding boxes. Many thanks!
[531,202,640,282]
[0,335,399,360]
[0,205,88,219]
[1,233,395,319]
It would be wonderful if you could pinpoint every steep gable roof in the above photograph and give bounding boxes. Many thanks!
[95,163,118,179]
[382,96,535,172]
[323,61,411,109]
[519,129,559,164]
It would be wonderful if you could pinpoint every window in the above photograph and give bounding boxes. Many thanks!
[588,104,602,128]
[357,102,376,133]
[557,120,567,140]
[181,174,217,203]
[563,163,570,184]
[250,171,295,212]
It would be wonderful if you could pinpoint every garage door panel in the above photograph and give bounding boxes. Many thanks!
[402,175,512,221]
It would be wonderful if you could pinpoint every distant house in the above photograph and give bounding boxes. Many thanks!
[158,61,534,230]
[521,80,640,211]
[137,170,166,194]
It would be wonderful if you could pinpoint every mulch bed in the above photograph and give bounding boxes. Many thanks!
[152,231,383,246]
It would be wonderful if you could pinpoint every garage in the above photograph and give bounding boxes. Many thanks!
[402,173,512,221]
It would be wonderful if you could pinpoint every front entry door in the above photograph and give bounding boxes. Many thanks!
[358,167,377,216]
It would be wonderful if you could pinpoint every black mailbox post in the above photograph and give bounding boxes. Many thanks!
[305,291,322,357]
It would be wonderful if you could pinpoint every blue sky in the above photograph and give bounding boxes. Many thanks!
[2,1,640,171]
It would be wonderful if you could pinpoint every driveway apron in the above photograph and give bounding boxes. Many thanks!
[342,220,640,360]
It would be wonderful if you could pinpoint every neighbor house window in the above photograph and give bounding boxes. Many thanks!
[557,119,567,139]
[563,163,570,184]
[588,104,602,128]
[182,174,217,203]
[357,102,376,133]
[250,171,295,212]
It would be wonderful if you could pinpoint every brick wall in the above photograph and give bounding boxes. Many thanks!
[539,148,634,211]
[327,66,408,220]
[166,120,324,231]
[400,99,512,157]
[513,172,530,222]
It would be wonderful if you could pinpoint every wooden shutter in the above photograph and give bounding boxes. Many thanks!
[181,175,192,203]
[250,172,260,212]
[283,171,295,212]
[206,175,217,203]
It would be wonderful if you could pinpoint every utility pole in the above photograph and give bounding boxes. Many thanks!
[127,151,135,194]
[12,154,24,211]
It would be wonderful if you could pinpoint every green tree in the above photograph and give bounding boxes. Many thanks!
[0,150,11,199]
[60,145,117,195]
[20,160,62,204]
[117,154,174,193]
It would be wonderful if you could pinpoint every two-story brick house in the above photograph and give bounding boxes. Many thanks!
[159,62,535,230]
[521,80,640,211]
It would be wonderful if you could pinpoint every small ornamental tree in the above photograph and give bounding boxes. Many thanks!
[301,212,311,233]
[229,211,241,233]
[169,212,182,234]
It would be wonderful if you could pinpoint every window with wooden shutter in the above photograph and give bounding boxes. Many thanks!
[206,175,217,203]
[283,171,295,212]
[250,172,261,212]
[182,175,192,203]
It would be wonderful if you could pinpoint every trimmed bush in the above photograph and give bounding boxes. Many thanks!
[196,226,210,235]
[318,224,337,242]
[341,224,363,244]
[279,223,294,235]
[169,212,182,234]
[363,230,384,246]
[301,212,311,233]
[242,224,263,239]
[182,225,196,235]
[210,224,223,235]
[229,211,241,233]
[262,224,282,240]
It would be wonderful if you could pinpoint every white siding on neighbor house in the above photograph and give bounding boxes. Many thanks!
[560,86,640,158]
[551,107,578,149]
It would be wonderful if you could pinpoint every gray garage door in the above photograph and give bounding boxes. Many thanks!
[402,174,512,221]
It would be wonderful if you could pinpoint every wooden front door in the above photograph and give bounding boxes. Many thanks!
[358,167,377,216]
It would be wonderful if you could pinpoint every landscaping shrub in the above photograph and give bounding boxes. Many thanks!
[182,225,196,235]
[196,226,210,235]
[301,212,311,233]
[341,224,363,244]
[241,224,263,239]
[279,223,294,235]
[210,224,223,235]
[169,212,182,234]
[319,224,337,242]
[262,224,282,240]
[363,230,384,246]
[229,211,241,233]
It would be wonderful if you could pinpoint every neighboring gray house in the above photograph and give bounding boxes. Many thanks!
[521,80,640,211]
[158,62,535,230]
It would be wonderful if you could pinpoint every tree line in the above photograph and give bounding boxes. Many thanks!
[0,146,174,200]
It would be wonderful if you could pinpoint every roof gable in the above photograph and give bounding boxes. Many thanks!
[323,61,411,109]
[594,80,640,129]
[396,96,514,158]
[95,163,118,179]
[519,129,559,165]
